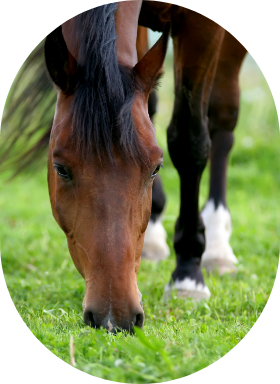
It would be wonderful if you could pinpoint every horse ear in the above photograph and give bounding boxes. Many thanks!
[133,23,170,94]
[45,26,77,93]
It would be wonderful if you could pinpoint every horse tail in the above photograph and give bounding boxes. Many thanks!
[0,40,56,177]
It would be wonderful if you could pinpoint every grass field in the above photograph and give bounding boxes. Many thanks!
[0,48,279,382]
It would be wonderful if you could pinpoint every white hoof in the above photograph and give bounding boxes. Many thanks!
[164,278,211,300]
[201,200,238,275]
[142,218,170,261]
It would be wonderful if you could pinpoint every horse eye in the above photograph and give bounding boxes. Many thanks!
[53,164,71,180]
[151,164,162,179]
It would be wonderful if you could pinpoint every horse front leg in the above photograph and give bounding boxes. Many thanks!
[201,32,247,275]
[165,11,225,299]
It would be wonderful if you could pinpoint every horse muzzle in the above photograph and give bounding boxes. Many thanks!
[83,304,144,333]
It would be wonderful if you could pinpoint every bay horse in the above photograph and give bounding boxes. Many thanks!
[1,1,247,333]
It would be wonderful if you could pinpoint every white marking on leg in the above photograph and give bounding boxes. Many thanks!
[201,199,238,273]
[142,216,170,261]
[164,277,211,300]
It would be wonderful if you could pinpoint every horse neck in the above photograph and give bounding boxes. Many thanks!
[114,0,142,67]
[62,1,142,68]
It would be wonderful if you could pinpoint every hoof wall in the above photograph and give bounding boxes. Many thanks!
[201,258,237,275]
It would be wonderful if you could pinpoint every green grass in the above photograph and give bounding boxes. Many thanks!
[0,52,279,382]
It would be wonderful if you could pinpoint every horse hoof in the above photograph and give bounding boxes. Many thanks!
[201,257,237,275]
[142,219,170,261]
[201,239,238,275]
[164,278,211,300]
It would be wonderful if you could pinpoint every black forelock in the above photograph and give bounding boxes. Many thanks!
[68,3,147,165]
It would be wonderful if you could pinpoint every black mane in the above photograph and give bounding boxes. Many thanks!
[70,4,145,164]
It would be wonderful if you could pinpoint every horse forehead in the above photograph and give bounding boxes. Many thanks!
[51,124,74,158]
[51,92,162,164]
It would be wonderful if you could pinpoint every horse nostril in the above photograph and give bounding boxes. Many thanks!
[83,309,96,328]
[83,307,144,332]
[134,312,144,328]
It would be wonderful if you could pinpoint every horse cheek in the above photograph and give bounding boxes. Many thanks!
[141,185,153,233]
[54,183,77,235]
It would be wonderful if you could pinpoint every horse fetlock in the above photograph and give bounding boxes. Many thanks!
[173,221,206,261]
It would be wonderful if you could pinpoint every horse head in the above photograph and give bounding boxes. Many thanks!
[45,8,169,333]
